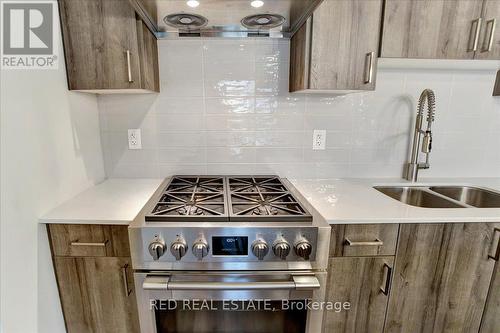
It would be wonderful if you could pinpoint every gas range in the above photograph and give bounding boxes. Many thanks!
[129,175,330,271]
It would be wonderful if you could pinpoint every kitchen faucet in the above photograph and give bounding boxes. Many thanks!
[405,89,436,182]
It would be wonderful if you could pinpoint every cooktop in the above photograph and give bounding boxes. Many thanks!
[146,176,312,222]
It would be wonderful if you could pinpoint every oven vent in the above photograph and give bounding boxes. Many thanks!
[163,13,208,30]
[241,14,286,30]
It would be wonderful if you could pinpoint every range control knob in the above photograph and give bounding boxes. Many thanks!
[170,238,188,261]
[148,241,166,261]
[192,239,209,261]
[273,239,291,260]
[252,239,269,261]
[294,239,313,260]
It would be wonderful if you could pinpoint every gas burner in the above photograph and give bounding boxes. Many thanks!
[145,176,312,222]
[227,177,312,222]
[147,176,228,221]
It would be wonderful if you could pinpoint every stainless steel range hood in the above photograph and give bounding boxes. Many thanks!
[130,0,323,38]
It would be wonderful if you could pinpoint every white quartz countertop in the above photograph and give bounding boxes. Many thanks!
[290,178,500,224]
[39,178,163,225]
[39,177,500,226]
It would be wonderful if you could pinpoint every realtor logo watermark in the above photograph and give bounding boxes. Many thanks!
[1,1,58,69]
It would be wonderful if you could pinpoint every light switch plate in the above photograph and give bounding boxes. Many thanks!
[312,130,326,150]
[128,129,142,149]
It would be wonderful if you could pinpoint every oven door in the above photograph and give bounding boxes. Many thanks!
[135,271,326,333]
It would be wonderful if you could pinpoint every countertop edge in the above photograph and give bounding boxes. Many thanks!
[39,217,133,225]
[38,178,164,225]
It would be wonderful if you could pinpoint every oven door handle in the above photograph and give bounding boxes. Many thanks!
[142,275,320,291]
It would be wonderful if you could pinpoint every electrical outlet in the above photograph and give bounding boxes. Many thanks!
[312,130,326,150]
[128,129,142,150]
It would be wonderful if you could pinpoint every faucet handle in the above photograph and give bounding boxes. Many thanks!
[422,131,432,153]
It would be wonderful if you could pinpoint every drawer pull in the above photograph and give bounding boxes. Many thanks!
[380,263,392,296]
[345,238,383,247]
[481,19,496,53]
[468,17,482,51]
[363,51,375,84]
[122,264,132,296]
[489,228,500,261]
[70,240,109,247]
[126,50,133,83]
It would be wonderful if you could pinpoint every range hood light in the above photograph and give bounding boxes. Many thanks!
[251,0,264,8]
[186,0,200,8]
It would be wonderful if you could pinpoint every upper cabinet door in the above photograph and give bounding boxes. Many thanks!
[475,0,500,59]
[136,19,160,92]
[381,0,484,59]
[59,0,141,90]
[290,0,383,92]
[310,0,383,91]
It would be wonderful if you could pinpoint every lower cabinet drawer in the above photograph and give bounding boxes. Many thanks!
[330,224,399,257]
[48,224,130,257]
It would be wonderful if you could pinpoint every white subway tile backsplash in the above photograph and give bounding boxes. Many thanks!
[255,115,305,130]
[254,40,290,63]
[205,115,256,131]
[205,98,255,114]
[255,131,304,147]
[204,79,256,97]
[255,96,305,114]
[304,148,350,164]
[156,114,205,131]
[206,147,256,164]
[256,148,303,163]
[159,164,207,176]
[203,39,256,63]
[205,131,256,147]
[157,132,206,147]
[99,39,500,179]
[206,163,256,175]
[158,148,206,164]
[156,97,204,114]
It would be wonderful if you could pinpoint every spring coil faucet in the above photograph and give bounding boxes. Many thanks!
[405,89,436,182]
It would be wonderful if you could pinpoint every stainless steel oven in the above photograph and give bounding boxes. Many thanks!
[129,176,331,333]
[134,271,327,333]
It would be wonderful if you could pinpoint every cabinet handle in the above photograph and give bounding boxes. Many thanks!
[126,50,133,83]
[344,238,383,247]
[468,18,483,51]
[70,240,109,247]
[489,228,500,261]
[481,19,496,53]
[380,263,392,296]
[363,52,375,84]
[121,264,133,296]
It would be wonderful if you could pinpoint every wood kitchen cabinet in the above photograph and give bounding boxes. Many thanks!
[48,224,140,333]
[323,224,396,333]
[329,224,399,257]
[381,0,500,60]
[323,256,393,333]
[480,227,500,332]
[476,0,500,60]
[58,0,159,93]
[384,223,500,333]
[290,0,383,93]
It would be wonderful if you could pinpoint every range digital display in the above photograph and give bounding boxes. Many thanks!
[212,236,248,256]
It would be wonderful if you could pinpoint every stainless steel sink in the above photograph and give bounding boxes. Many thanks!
[429,186,500,208]
[374,186,465,208]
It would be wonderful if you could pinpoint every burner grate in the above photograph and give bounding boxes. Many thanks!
[147,176,228,221]
[145,176,312,222]
[227,177,312,222]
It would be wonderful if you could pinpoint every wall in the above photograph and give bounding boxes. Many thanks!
[0,4,106,332]
[98,39,500,179]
